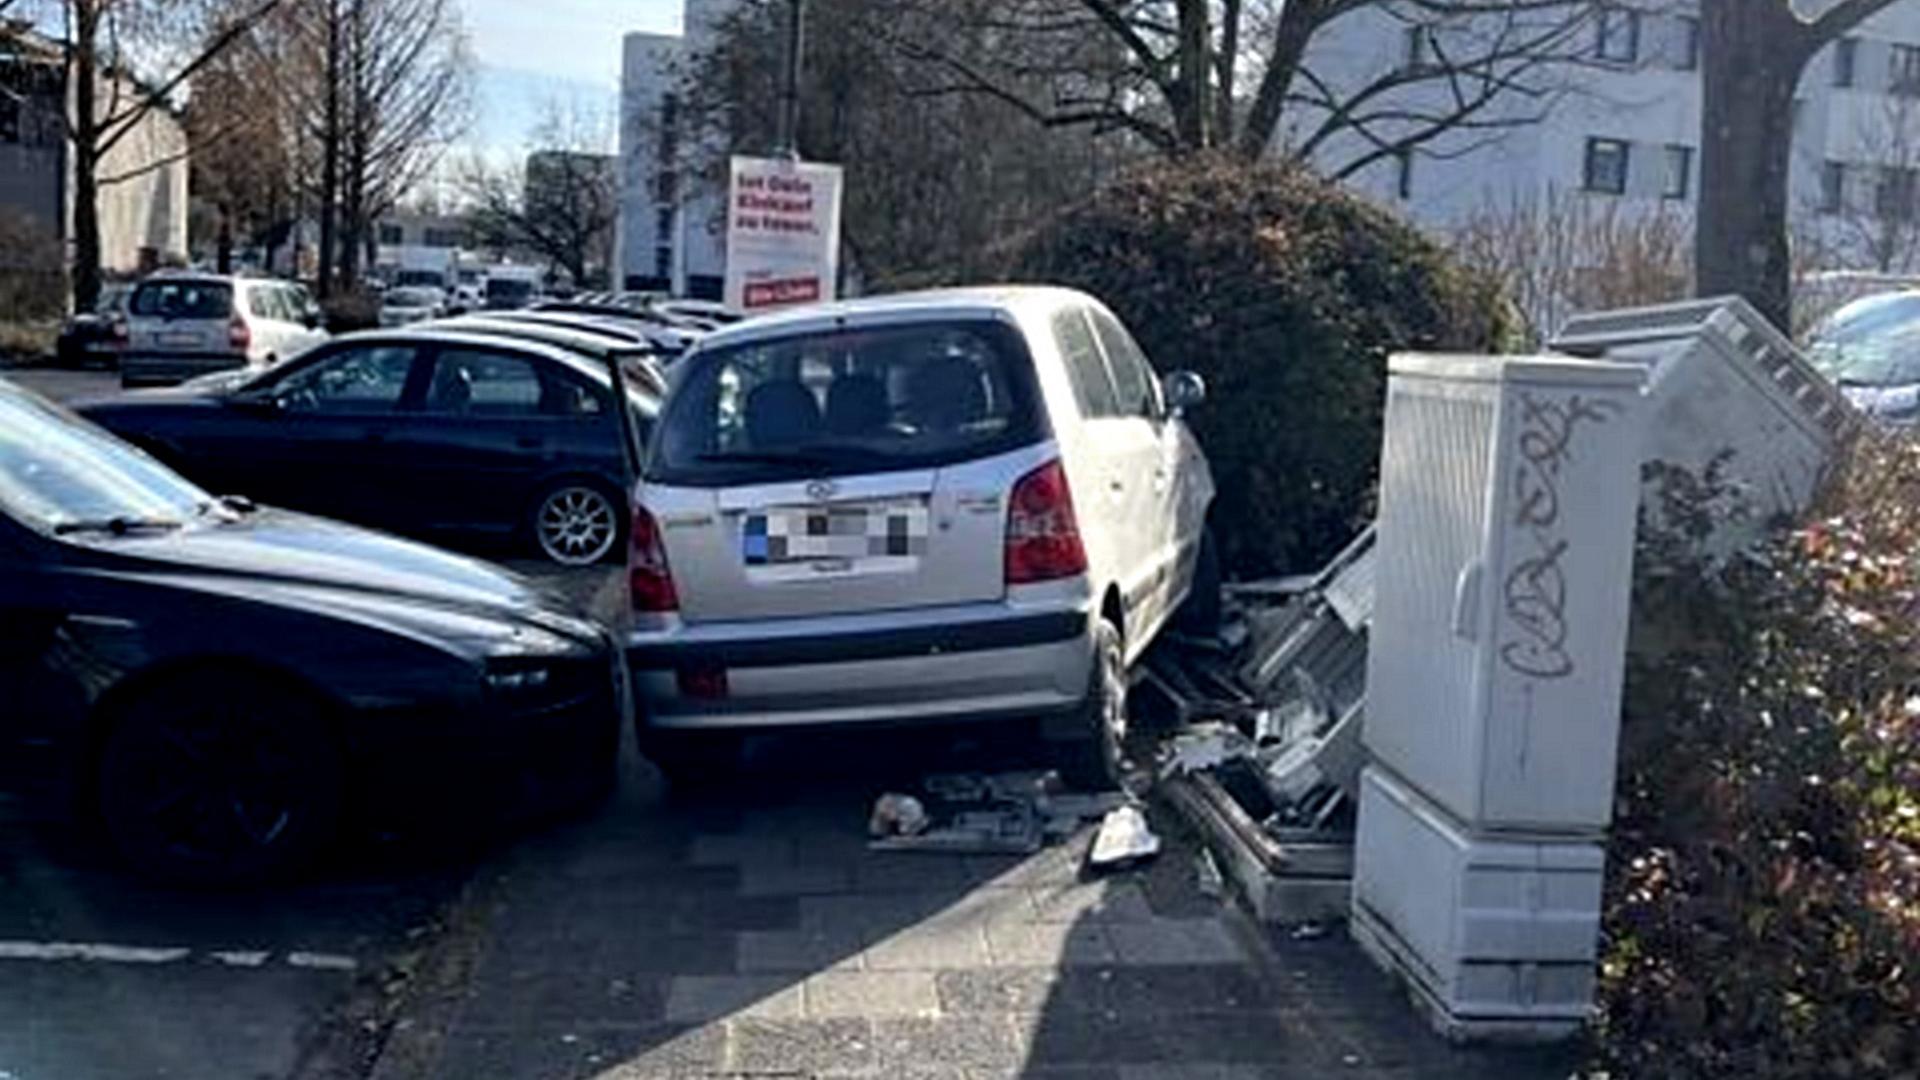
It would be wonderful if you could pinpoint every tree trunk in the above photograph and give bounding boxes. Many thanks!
[1172,0,1210,153]
[1236,7,1317,161]
[1696,0,1811,331]
[216,204,233,273]
[69,1,102,311]
[318,0,341,297]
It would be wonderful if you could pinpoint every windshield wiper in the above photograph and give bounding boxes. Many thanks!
[52,516,184,537]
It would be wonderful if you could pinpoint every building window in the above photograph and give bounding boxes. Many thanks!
[423,227,463,248]
[0,95,18,144]
[1584,137,1630,195]
[377,224,404,245]
[1894,44,1920,95]
[1596,8,1639,64]
[1394,149,1414,199]
[1878,165,1917,221]
[654,206,673,242]
[1675,15,1699,71]
[1662,144,1693,200]
[1822,160,1847,214]
[1835,36,1859,87]
[1403,25,1430,73]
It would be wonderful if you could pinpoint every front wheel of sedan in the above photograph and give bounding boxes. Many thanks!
[98,674,343,887]
[533,480,623,565]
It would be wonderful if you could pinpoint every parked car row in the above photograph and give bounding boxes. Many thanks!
[3,284,1216,886]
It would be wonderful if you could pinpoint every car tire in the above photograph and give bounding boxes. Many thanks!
[97,672,343,887]
[1175,527,1223,635]
[637,728,742,790]
[1050,617,1128,792]
[531,478,625,566]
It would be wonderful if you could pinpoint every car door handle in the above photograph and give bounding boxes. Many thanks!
[1108,478,1125,493]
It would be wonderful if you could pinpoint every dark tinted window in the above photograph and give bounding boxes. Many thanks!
[426,349,544,416]
[130,280,233,319]
[1088,308,1160,419]
[273,345,418,413]
[651,319,1044,485]
[1054,307,1118,419]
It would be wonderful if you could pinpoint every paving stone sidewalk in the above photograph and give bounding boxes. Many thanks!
[379,752,1578,1080]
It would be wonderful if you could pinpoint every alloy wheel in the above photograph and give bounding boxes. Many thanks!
[536,485,617,565]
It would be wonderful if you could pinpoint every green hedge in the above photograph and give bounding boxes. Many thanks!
[999,155,1515,577]
[1599,449,1920,1077]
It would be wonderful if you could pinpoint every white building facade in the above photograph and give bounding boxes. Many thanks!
[615,1,737,299]
[1304,2,1920,273]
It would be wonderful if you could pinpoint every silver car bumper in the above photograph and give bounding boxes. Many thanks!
[627,602,1094,730]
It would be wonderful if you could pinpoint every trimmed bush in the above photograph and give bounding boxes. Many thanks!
[1599,447,1920,1078]
[998,155,1515,577]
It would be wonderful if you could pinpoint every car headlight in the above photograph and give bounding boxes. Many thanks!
[484,661,553,692]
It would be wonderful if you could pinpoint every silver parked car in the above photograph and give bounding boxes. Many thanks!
[120,273,328,388]
[626,286,1216,788]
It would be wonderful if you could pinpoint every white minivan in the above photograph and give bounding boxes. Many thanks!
[120,273,329,388]
[626,286,1216,788]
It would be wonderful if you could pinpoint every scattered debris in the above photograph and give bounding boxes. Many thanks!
[1289,922,1329,941]
[1195,848,1226,900]
[1088,805,1161,871]
[1159,722,1254,779]
[868,793,930,838]
[871,806,1043,854]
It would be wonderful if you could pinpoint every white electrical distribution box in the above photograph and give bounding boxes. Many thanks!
[1550,296,1856,521]
[1350,766,1604,1039]
[1363,355,1646,833]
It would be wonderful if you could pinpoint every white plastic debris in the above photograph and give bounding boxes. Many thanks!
[1088,805,1161,870]
[1195,847,1226,900]
[868,793,930,838]
[1159,721,1253,779]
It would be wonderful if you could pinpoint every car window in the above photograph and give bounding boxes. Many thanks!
[1088,307,1161,419]
[272,345,419,413]
[650,318,1045,485]
[0,387,210,531]
[95,285,131,314]
[129,280,233,320]
[1053,307,1119,419]
[247,284,286,322]
[425,349,544,416]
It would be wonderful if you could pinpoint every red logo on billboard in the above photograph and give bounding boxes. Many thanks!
[743,277,821,308]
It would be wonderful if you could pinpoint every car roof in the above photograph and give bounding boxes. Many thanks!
[353,325,664,398]
[693,285,1087,350]
[430,317,668,388]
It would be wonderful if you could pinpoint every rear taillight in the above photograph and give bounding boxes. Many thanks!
[228,316,251,352]
[1005,459,1087,585]
[110,317,127,345]
[629,503,680,612]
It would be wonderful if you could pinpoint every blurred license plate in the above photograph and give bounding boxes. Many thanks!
[743,502,928,565]
[159,332,202,347]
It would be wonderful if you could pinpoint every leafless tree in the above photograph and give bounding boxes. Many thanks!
[1453,185,1691,344]
[10,0,283,306]
[1696,0,1903,332]
[1807,92,1920,276]
[188,21,297,273]
[462,105,619,290]
[262,0,471,295]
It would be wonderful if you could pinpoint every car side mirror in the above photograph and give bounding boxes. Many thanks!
[227,392,283,416]
[1163,370,1207,415]
[302,308,322,329]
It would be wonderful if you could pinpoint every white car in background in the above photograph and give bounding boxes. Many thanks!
[119,273,328,388]
[379,286,447,326]
[626,286,1217,789]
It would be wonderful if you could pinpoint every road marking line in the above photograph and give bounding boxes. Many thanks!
[211,950,271,967]
[286,951,358,971]
[0,941,190,963]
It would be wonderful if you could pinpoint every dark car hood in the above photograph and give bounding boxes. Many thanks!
[74,509,602,644]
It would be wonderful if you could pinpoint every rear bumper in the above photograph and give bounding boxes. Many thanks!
[120,352,246,387]
[628,603,1094,731]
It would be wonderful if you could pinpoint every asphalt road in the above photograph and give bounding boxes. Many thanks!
[4,364,120,404]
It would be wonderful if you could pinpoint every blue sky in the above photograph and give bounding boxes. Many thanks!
[463,0,682,153]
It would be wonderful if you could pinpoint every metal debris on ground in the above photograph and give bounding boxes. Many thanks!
[1158,721,1254,779]
[1195,847,1226,900]
[1087,805,1161,872]
[872,770,1122,855]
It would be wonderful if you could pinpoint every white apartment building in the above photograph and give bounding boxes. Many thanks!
[1308,2,1920,272]
[614,1,735,299]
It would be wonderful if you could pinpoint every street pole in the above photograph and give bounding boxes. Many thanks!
[776,0,803,159]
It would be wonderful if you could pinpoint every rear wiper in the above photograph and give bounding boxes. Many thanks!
[694,449,839,466]
[52,516,183,537]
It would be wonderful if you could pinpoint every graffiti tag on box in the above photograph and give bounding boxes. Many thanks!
[1501,392,1622,679]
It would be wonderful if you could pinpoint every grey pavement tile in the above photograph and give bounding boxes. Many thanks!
[480,933,740,980]
[1026,881,1156,924]
[852,853,982,893]
[862,920,992,970]
[871,1015,1026,1073]
[667,893,802,935]
[1014,1007,1172,1066]
[1107,918,1246,967]
[689,831,797,869]
[663,975,807,1024]
[983,921,1119,967]
[934,968,1068,1015]
[738,928,869,973]
[803,971,941,1019]
[740,860,858,897]
[459,967,667,1028]
[798,890,956,933]
[725,1016,877,1076]
[430,1022,727,1080]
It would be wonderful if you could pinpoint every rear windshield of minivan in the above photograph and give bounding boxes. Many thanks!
[129,281,233,320]
[648,318,1046,486]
